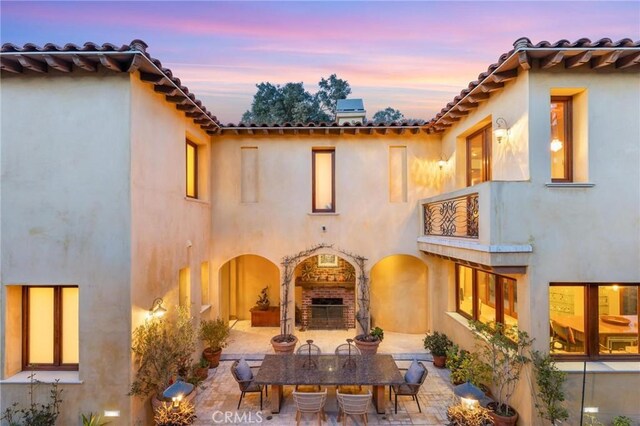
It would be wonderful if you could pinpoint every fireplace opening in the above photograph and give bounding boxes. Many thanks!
[309,298,346,329]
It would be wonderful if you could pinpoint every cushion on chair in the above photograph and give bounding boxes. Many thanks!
[404,360,424,384]
[236,358,253,381]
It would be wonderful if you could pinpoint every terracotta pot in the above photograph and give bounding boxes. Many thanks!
[354,336,381,355]
[271,335,298,354]
[488,402,518,426]
[203,347,222,368]
[194,366,209,381]
[432,354,447,368]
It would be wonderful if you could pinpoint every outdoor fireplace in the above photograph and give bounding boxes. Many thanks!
[301,287,355,329]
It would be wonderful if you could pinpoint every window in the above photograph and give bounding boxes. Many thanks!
[550,283,639,359]
[23,286,79,370]
[466,125,491,187]
[550,97,573,182]
[186,140,198,198]
[179,268,190,308]
[312,149,335,212]
[456,265,517,327]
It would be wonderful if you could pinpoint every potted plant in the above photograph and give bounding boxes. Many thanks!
[470,321,532,426]
[130,307,196,407]
[192,357,209,382]
[423,331,453,368]
[354,326,384,354]
[255,286,270,310]
[447,345,491,392]
[199,318,230,368]
[531,350,569,425]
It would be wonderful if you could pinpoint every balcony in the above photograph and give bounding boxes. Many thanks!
[418,181,532,271]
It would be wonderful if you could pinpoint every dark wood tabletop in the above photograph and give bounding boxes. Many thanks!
[253,354,404,386]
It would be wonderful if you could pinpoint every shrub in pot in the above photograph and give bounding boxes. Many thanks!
[531,350,569,426]
[354,326,384,354]
[130,307,196,405]
[199,318,230,368]
[447,345,491,391]
[423,331,453,368]
[192,357,210,382]
[469,321,532,426]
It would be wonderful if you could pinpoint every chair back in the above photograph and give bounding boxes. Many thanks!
[296,343,321,355]
[551,319,575,344]
[413,362,429,386]
[337,390,371,415]
[292,390,327,413]
[230,360,249,391]
[335,343,361,355]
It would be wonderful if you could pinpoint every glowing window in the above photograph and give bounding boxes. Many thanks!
[312,149,335,212]
[550,97,573,182]
[23,286,79,369]
[186,140,198,198]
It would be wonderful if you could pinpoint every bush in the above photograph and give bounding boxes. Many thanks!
[0,375,63,426]
[612,416,632,426]
[531,350,569,425]
[154,400,196,426]
[447,404,493,426]
[447,346,491,389]
[423,331,453,356]
[199,318,230,351]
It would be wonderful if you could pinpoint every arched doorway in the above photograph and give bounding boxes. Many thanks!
[370,255,428,333]
[219,255,279,324]
[294,254,357,330]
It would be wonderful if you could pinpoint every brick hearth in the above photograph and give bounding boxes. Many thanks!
[302,286,355,329]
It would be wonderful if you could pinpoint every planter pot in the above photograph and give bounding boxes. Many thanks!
[354,336,381,354]
[203,347,223,368]
[194,366,209,381]
[271,335,298,354]
[488,402,518,426]
[432,354,447,368]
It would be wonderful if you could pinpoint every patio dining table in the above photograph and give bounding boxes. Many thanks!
[253,354,404,414]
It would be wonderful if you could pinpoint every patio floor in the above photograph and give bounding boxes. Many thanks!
[193,322,456,425]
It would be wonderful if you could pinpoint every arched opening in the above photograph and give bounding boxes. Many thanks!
[219,255,280,324]
[294,254,357,330]
[370,255,428,333]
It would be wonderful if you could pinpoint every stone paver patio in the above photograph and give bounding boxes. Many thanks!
[192,322,456,425]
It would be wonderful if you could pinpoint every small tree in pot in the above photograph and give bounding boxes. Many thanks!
[423,331,453,368]
[199,318,230,368]
[470,321,533,426]
[531,350,569,426]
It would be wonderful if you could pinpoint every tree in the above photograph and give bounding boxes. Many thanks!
[241,75,350,124]
[372,107,404,124]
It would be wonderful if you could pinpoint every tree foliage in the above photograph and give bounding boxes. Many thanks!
[531,350,569,425]
[241,74,350,124]
[372,107,405,124]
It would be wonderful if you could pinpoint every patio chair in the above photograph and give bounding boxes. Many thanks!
[292,389,327,425]
[297,342,322,355]
[230,359,268,410]
[337,390,372,425]
[389,360,428,414]
[550,319,581,352]
[335,343,362,394]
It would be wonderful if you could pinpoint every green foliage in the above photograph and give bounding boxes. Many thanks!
[81,412,111,426]
[584,414,605,426]
[370,326,384,341]
[447,404,493,426]
[241,75,350,124]
[469,320,533,417]
[372,107,404,124]
[197,357,209,369]
[423,331,453,356]
[612,416,633,426]
[154,400,196,426]
[0,375,63,426]
[130,307,196,398]
[446,345,491,388]
[531,350,569,425]
[199,318,230,351]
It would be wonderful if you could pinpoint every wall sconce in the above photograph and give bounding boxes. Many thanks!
[149,297,167,318]
[454,381,484,410]
[493,117,509,143]
[437,156,447,170]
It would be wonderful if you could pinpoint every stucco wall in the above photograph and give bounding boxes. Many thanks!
[210,133,439,332]
[129,76,212,423]
[427,67,640,425]
[1,71,133,423]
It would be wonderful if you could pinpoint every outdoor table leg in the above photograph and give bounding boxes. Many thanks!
[372,385,386,414]
[270,384,283,413]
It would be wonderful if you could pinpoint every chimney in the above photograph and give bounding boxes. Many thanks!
[335,99,366,125]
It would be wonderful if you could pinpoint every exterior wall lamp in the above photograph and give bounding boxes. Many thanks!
[493,117,510,143]
[149,297,167,318]
[437,156,447,170]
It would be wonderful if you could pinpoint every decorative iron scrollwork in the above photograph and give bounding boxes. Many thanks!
[422,193,479,238]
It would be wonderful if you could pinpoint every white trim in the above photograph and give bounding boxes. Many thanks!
[556,361,640,373]
[545,182,596,188]
[307,212,340,216]
[1,370,83,384]
[417,236,533,253]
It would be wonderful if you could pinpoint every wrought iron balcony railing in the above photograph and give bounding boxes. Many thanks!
[423,193,479,238]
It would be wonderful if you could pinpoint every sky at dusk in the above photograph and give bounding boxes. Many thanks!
[2,1,639,123]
